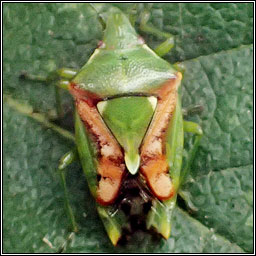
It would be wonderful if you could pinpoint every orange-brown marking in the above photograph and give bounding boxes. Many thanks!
[140,156,174,200]
[75,97,125,205]
[140,72,182,200]
[97,157,124,205]
[69,82,101,107]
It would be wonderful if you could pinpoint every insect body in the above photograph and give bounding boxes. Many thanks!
[71,33,181,204]
[22,6,202,246]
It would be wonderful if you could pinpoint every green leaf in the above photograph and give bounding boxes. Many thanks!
[181,165,253,252]
[179,45,253,253]
[148,3,253,62]
[3,3,253,253]
[182,45,253,176]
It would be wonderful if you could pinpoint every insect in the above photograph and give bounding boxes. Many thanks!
[21,5,203,246]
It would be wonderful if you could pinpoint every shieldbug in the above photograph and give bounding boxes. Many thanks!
[21,5,203,246]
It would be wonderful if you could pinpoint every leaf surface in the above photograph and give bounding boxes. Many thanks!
[3,3,253,253]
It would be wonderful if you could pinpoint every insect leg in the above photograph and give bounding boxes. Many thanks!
[182,105,204,117]
[180,120,203,184]
[4,94,75,141]
[183,120,203,135]
[58,148,78,171]
[20,68,78,85]
[126,3,139,26]
[139,8,174,57]
[58,148,79,233]
[178,121,203,211]
[50,68,78,119]
[52,69,78,119]
[20,68,78,119]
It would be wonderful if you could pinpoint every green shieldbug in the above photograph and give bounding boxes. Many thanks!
[21,5,203,246]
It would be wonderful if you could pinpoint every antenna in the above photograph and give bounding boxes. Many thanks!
[89,3,106,30]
